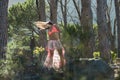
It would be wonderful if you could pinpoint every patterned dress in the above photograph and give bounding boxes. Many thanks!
[44,24,65,69]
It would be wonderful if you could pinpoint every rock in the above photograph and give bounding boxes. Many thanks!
[65,58,114,80]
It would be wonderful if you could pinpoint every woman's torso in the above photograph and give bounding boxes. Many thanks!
[49,32,60,40]
[48,25,60,40]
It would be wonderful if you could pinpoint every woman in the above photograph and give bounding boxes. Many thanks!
[34,21,65,70]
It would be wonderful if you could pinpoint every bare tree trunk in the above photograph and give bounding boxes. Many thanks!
[35,0,47,67]
[49,0,58,23]
[59,0,68,29]
[36,0,46,21]
[97,0,110,63]
[81,0,94,58]
[72,0,81,24]
[113,19,117,50]
[36,0,47,48]
[110,18,116,51]
[114,0,120,58]
[106,0,116,51]
[0,0,8,59]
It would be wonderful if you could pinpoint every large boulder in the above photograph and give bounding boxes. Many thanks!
[65,58,114,80]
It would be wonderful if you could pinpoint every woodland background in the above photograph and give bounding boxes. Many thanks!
[0,0,120,80]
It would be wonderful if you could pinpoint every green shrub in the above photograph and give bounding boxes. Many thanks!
[93,51,100,59]
[110,50,117,62]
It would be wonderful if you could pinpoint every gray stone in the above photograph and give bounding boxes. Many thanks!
[65,58,114,80]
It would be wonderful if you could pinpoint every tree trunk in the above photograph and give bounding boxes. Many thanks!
[36,0,46,21]
[49,0,58,23]
[72,0,81,24]
[36,0,47,48]
[60,0,68,29]
[0,0,8,58]
[97,0,110,63]
[106,0,116,51]
[114,0,120,58]
[81,0,94,58]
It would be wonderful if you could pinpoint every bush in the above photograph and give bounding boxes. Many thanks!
[93,51,100,59]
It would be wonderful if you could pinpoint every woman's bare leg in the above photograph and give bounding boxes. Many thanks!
[49,50,54,66]
[57,49,64,68]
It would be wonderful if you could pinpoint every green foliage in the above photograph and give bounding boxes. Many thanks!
[110,50,117,61]
[8,0,37,25]
[93,51,117,62]
[61,24,83,58]
[65,24,82,39]
[33,46,45,55]
[33,46,45,60]
[32,46,45,67]
[93,51,101,59]
[8,0,38,59]
[8,0,38,38]
[93,24,99,49]
[4,1,46,79]
[61,23,97,58]
[0,40,25,79]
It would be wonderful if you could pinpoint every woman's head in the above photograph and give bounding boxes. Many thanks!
[47,21,53,25]
[46,21,54,29]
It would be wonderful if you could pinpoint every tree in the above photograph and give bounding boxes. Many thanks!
[0,0,9,58]
[8,0,38,44]
[36,0,47,48]
[36,0,46,21]
[48,0,58,23]
[59,0,68,28]
[81,0,95,57]
[97,0,110,62]
[72,0,81,24]
[106,0,116,52]
[114,0,120,58]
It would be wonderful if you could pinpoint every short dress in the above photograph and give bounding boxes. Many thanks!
[47,24,63,50]
[44,25,65,68]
